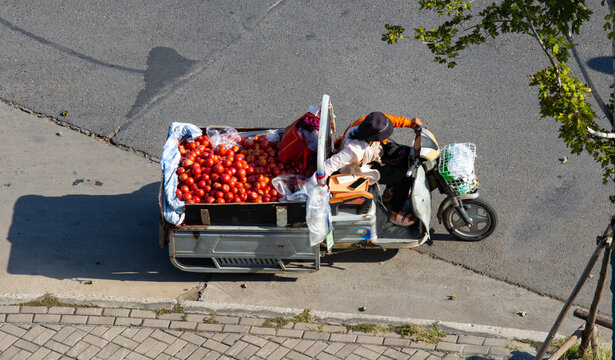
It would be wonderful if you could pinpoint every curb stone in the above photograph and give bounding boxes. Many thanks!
[0,293,563,360]
[0,293,553,342]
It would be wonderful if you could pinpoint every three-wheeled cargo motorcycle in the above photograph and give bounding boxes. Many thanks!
[159,94,498,273]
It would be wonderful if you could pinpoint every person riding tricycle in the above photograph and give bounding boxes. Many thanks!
[308,111,423,227]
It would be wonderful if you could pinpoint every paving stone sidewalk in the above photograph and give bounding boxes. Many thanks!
[0,303,542,360]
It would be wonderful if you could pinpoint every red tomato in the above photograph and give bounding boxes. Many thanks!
[210,173,220,182]
[222,184,230,193]
[249,191,259,200]
[214,163,225,174]
[204,185,212,193]
[215,191,224,199]
[213,182,222,190]
[220,174,231,184]
[216,198,225,203]
[183,193,193,201]
[215,144,227,156]
[180,185,190,193]
[240,194,248,202]
[176,167,186,175]
[192,167,202,176]
[233,196,242,203]
[183,159,194,167]
[178,173,189,182]
[187,142,198,150]
[185,177,195,186]
[204,157,215,167]
[246,166,255,175]
[224,192,234,202]
[195,189,205,198]
[206,196,216,203]
[192,196,201,203]
[244,138,254,148]
[270,189,278,198]
[232,145,240,153]
[226,150,235,159]
[263,196,271,203]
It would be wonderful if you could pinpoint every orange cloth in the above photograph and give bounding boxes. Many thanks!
[335,114,422,148]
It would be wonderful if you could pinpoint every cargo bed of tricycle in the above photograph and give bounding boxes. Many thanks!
[159,95,337,273]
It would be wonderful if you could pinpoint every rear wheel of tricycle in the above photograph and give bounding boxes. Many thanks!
[442,198,497,241]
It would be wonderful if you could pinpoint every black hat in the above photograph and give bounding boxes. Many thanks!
[354,112,394,142]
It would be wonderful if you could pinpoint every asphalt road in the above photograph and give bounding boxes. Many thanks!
[1,0,613,317]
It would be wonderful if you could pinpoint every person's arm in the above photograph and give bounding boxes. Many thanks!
[322,141,364,175]
[386,114,423,129]
[309,141,366,186]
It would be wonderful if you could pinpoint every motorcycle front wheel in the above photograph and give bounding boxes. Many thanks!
[442,198,497,241]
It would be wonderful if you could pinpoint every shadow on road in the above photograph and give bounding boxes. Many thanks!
[6,182,201,282]
[127,47,199,119]
[587,56,613,75]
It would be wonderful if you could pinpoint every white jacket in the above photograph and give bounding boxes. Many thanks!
[321,127,382,185]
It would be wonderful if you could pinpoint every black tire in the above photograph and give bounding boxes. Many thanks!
[442,198,498,241]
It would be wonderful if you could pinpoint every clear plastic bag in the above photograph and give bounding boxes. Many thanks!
[206,126,241,149]
[306,185,332,246]
[272,174,306,197]
[238,129,282,143]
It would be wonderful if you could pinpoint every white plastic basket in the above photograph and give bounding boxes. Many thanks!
[438,143,479,195]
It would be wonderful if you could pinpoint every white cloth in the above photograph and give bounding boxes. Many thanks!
[320,127,382,185]
[160,122,202,225]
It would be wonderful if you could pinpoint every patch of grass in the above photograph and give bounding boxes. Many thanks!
[263,309,315,329]
[345,323,390,334]
[263,317,291,329]
[391,323,446,343]
[517,338,544,350]
[154,304,184,316]
[506,343,522,351]
[20,294,98,308]
[547,338,612,360]
[344,323,446,343]
[204,314,219,324]
[293,308,315,323]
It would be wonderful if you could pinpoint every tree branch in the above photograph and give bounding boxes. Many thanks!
[527,18,562,87]
[587,126,615,139]
[565,31,614,127]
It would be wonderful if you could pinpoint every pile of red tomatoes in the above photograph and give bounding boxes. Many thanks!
[175,134,315,204]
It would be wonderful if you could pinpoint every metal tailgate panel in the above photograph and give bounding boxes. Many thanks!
[169,226,319,273]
